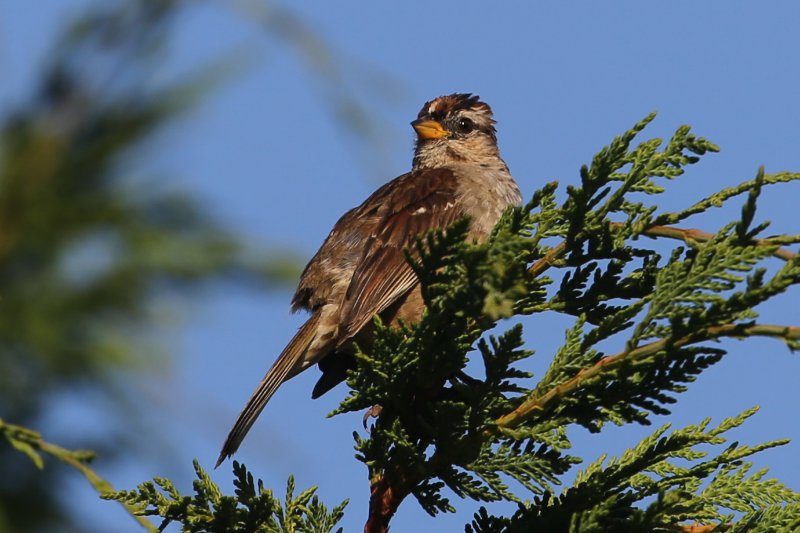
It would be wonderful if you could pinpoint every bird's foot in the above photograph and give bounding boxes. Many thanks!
[362,404,384,429]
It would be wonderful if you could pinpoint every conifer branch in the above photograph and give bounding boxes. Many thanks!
[103,461,348,532]
[495,322,800,431]
[527,241,568,277]
[653,171,800,226]
[528,223,796,281]
[620,223,797,262]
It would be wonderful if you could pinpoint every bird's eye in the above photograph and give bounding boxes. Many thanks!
[456,118,474,134]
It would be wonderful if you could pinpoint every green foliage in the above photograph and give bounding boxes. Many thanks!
[328,114,800,530]
[468,408,800,532]
[104,460,348,533]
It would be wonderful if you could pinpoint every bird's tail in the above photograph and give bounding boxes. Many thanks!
[216,313,321,468]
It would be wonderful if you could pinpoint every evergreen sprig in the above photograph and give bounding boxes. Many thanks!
[468,408,800,532]
[103,460,347,532]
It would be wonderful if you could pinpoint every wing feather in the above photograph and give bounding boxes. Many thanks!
[338,168,465,341]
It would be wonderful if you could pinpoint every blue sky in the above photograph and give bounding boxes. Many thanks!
[4,1,800,531]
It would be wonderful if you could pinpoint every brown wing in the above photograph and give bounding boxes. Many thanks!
[291,176,411,312]
[337,168,465,342]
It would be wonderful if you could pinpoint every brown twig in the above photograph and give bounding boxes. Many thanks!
[527,240,568,278]
[527,223,796,280]
[619,222,798,261]
[495,323,800,430]
[364,383,450,532]
[365,470,412,533]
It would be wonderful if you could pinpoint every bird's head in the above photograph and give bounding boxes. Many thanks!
[411,93,500,169]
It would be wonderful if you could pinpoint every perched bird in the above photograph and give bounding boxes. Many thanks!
[216,93,521,467]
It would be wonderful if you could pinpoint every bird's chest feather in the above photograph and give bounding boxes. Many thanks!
[452,167,521,240]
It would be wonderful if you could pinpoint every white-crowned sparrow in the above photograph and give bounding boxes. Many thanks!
[217,93,521,466]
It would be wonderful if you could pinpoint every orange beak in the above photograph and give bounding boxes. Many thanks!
[411,119,450,140]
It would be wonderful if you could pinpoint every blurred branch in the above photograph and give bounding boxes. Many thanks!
[0,418,156,532]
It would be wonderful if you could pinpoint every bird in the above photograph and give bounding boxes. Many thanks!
[216,93,521,467]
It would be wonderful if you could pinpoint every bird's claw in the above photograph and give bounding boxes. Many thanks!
[362,404,384,429]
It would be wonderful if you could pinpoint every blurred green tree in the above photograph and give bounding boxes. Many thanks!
[0,1,298,529]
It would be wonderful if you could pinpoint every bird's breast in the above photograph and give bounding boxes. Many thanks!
[454,167,521,240]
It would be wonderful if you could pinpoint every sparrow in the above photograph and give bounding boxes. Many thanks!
[216,93,521,467]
